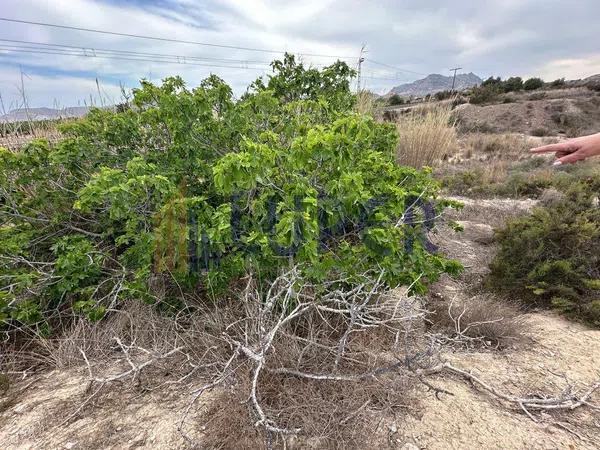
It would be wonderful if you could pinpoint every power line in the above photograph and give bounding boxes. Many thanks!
[0,43,411,82]
[0,38,274,66]
[0,17,357,60]
[0,46,271,71]
[364,59,426,76]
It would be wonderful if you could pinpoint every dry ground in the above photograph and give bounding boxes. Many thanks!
[454,87,600,137]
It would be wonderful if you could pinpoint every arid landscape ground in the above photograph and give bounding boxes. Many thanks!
[1,79,599,449]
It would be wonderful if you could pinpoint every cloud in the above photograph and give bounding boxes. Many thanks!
[536,55,600,81]
[0,0,598,104]
[0,65,124,110]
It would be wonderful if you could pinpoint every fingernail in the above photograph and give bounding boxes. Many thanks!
[553,160,562,166]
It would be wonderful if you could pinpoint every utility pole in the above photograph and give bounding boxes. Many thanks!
[450,67,462,92]
[356,44,366,92]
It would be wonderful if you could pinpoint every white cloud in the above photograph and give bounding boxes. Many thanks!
[0,65,124,110]
[536,55,600,81]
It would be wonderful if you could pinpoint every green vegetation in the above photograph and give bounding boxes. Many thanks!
[388,94,405,105]
[523,77,544,91]
[0,54,461,331]
[469,83,502,105]
[469,75,545,104]
[434,90,453,101]
[441,157,599,199]
[489,178,600,325]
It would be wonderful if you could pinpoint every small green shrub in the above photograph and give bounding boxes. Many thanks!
[523,77,544,91]
[388,94,405,106]
[469,85,502,105]
[488,178,600,326]
[482,76,502,87]
[503,77,524,92]
[550,78,566,88]
[434,90,453,101]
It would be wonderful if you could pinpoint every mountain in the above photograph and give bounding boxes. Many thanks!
[0,106,92,123]
[388,73,482,97]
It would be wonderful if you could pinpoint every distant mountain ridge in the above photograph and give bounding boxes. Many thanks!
[0,106,92,123]
[389,73,482,97]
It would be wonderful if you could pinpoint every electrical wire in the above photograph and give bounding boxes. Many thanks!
[0,46,271,71]
[0,38,275,66]
[364,58,426,76]
[0,17,357,59]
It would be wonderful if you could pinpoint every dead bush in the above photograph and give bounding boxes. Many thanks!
[428,294,527,349]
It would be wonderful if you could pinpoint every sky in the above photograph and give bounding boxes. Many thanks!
[0,0,599,108]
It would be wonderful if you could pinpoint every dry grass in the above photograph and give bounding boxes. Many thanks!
[461,133,533,160]
[2,299,215,373]
[0,128,63,150]
[395,102,459,168]
[428,294,527,349]
[354,89,376,116]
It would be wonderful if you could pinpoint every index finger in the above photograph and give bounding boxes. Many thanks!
[529,142,574,154]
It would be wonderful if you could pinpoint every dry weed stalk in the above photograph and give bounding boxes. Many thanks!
[395,102,459,168]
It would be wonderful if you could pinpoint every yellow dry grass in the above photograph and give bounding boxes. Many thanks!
[354,89,376,116]
[395,102,459,168]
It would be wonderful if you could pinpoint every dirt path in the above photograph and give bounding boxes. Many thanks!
[390,197,600,449]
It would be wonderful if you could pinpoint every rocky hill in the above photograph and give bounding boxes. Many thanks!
[389,73,482,97]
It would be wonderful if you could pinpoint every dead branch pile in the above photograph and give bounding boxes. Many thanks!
[66,267,600,448]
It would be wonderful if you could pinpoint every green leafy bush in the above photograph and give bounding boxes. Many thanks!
[503,77,523,92]
[482,76,502,87]
[434,90,453,101]
[469,84,502,105]
[523,77,544,91]
[0,54,461,329]
[388,94,405,105]
[488,178,600,325]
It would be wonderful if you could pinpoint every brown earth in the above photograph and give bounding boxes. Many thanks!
[454,87,600,137]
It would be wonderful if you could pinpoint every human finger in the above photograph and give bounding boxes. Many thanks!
[554,149,586,165]
[530,142,575,154]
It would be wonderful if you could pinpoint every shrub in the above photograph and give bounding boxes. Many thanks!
[488,178,600,326]
[528,92,547,100]
[523,77,544,91]
[503,77,523,92]
[469,84,502,104]
[482,76,502,87]
[388,94,405,106]
[434,90,453,101]
[530,127,551,137]
[395,103,459,168]
[550,78,566,88]
[0,54,461,329]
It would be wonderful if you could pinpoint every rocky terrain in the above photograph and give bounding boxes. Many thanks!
[389,72,482,97]
[454,86,600,137]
